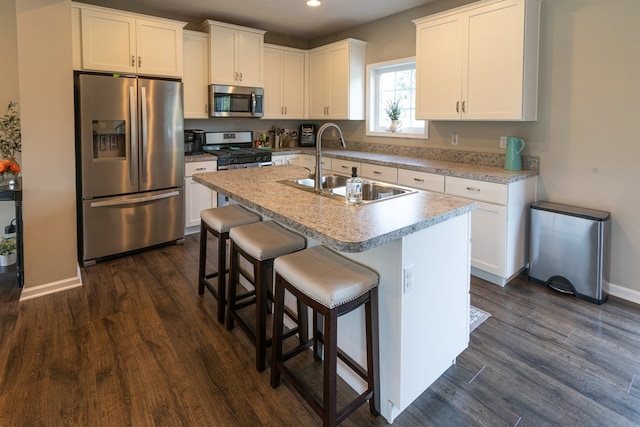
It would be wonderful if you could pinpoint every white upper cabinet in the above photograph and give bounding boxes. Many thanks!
[199,20,265,87]
[414,0,540,121]
[263,44,306,119]
[75,3,185,78]
[308,39,367,120]
[183,31,209,119]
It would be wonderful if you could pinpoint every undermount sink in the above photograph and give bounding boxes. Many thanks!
[278,174,417,204]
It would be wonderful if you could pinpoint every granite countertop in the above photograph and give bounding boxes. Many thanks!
[193,165,476,253]
[186,146,538,184]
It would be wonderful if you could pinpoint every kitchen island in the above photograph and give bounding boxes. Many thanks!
[194,165,476,423]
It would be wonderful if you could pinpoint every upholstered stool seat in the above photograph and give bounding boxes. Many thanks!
[271,245,380,427]
[198,205,261,323]
[226,220,307,372]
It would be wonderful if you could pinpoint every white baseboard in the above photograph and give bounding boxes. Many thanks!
[19,265,83,301]
[607,281,640,305]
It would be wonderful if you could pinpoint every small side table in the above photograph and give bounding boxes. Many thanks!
[0,178,23,287]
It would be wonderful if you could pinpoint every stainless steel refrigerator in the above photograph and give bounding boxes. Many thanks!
[75,73,184,266]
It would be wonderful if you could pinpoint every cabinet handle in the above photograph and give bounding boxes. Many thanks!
[284,106,287,115]
[205,104,208,114]
[465,186,481,192]
[239,72,243,81]
[462,101,466,113]
[195,167,207,171]
[413,178,425,182]
[131,55,135,67]
[341,165,349,169]
[235,72,239,81]
[456,101,460,113]
[373,171,382,175]
[138,56,142,67]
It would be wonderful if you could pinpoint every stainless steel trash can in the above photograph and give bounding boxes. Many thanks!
[529,201,610,304]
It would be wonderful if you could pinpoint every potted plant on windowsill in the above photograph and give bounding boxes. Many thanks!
[385,99,402,132]
[0,101,22,186]
[0,235,17,267]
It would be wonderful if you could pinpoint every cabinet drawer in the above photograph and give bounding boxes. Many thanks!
[397,169,444,193]
[446,176,507,205]
[185,161,216,177]
[361,163,397,183]
[332,158,361,176]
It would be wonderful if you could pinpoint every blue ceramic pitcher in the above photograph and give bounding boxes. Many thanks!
[504,136,525,171]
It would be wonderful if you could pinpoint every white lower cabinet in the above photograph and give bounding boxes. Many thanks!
[185,161,217,229]
[445,175,536,286]
[360,163,397,183]
[332,158,361,176]
[397,168,445,193]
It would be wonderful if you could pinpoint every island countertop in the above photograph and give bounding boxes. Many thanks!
[193,165,476,253]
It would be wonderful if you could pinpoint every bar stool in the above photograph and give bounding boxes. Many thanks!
[198,205,261,324]
[270,245,380,427]
[226,220,307,372]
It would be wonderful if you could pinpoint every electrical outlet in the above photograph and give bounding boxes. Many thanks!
[451,134,459,145]
[500,136,507,148]
[403,265,415,294]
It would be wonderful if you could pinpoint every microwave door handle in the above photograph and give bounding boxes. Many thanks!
[140,86,148,184]
[129,86,138,186]
[251,91,257,115]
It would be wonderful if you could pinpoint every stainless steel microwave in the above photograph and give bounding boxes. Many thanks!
[208,84,264,118]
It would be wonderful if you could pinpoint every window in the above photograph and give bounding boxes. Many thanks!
[366,57,428,139]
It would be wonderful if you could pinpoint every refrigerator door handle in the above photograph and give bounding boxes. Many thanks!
[129,86,138,186]
[89,191,180,208]
[140,86,148,184]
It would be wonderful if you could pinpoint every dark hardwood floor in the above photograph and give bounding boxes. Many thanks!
[0,233,639,426]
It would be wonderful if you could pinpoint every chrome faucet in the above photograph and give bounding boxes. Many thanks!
[315,123,346,192]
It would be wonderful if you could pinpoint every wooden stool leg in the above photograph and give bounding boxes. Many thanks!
[216,232,227,324]
[270,274,286,388]
[313,311,323,361]
[198,220,207,295]
[255,260,272,372]
[366,288,381,416]
[323,309,338,427]
[226,240,239,330]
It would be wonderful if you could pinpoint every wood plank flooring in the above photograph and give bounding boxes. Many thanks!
[0,233,639,426]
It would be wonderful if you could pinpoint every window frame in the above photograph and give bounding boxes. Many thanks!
[366,57,429,139]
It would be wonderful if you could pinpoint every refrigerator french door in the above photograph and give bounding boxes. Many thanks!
[76,73,184,266]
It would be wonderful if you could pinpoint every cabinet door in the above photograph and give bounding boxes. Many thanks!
[263,47,284,118]
[80,8,136,73]
[185,177,215,228]
[415,14,463,120]
[470,201,507,276]
[183,31,209,118]
[237,31,263,86]
[464,0,525,119]
[308,49,329,118]
[397,169,445,193]
[326,44,349,119]
[135,19,183,78]
[282,50,305,119]
[209,25,238,85]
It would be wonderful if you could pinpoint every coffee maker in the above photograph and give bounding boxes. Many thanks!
[184,129,204,154]
[299,124,316,147]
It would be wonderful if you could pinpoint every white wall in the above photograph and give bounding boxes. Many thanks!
[13,0,80,294]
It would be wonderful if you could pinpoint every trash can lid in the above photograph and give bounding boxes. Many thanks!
[531,201,610,221]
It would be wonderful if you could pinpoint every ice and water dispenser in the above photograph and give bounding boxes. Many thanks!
[91,120,126,159]
[529,201,611,304]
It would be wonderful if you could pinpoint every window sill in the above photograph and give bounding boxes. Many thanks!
[366,129,428,140]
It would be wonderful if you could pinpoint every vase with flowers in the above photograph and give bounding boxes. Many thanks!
[0,101,21,186]
[385,99,403,132]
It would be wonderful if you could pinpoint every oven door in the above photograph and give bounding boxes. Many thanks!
[209,85,263,118]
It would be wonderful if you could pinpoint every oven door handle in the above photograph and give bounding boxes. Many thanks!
[251,91,257,115]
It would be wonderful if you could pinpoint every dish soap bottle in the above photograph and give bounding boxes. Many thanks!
[346,166,363,204]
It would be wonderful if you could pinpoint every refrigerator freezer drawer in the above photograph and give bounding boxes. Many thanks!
[82,188,184,265]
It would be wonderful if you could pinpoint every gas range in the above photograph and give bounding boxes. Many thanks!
[203,131,272,170]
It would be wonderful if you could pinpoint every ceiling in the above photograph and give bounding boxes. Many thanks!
[80,0,435,40]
